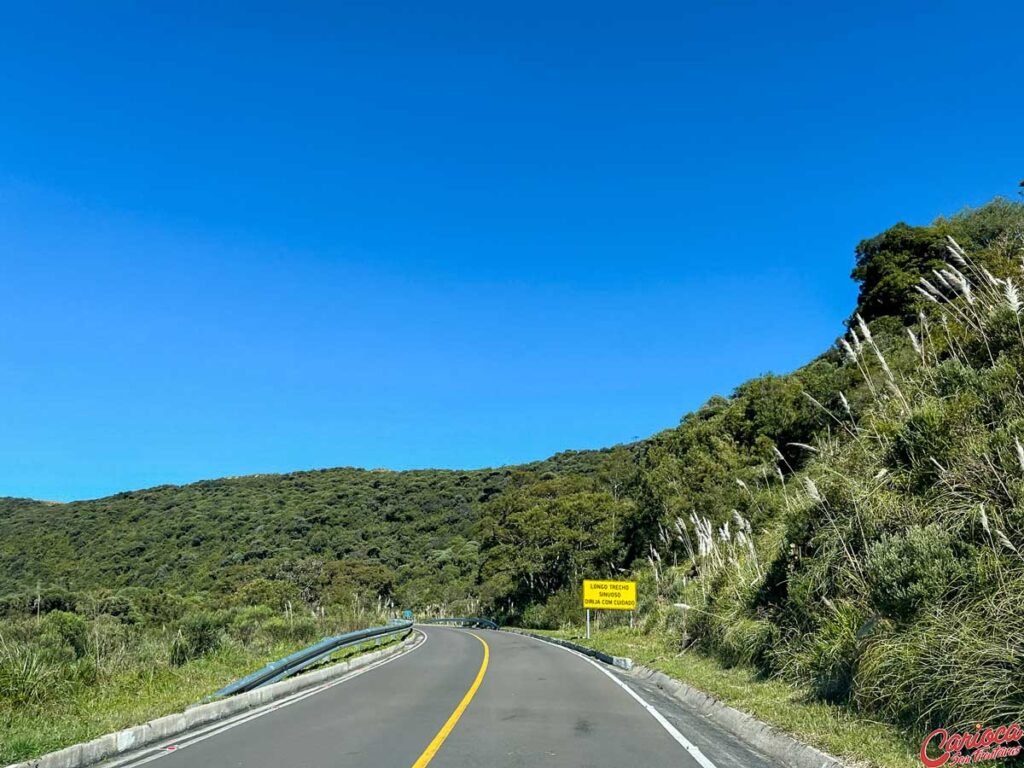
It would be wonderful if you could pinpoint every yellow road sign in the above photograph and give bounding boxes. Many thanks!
[582,579,636,610]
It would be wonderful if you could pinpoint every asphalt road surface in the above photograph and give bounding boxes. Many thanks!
[105,627,777,768]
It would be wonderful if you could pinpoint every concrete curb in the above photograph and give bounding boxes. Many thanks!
[628,663,846,768]
[501,627,633,670]
[6,630,420,768]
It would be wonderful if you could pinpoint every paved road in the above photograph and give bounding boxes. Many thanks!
[108,627,776,768]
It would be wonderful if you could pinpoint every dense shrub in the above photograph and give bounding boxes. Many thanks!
[864,525,965,620]
[261,616,318,644]
[228,605,275,643]
[170,612,221,666]
[889,399,959,490]
[0,590,77,618]
[788,602,864,703]
[855,591,1024,729]
[717,617,779,670]
[39,611,88,661]
[0,640,54,710]
[234,579,302,611]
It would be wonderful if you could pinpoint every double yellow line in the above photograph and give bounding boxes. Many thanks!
[410,632,490,768]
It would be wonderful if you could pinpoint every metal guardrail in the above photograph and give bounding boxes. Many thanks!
[211,620,414,698]
[421,616,499,630]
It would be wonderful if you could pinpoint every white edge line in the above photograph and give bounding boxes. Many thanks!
[106,630,429,768]
[512,632,719,768]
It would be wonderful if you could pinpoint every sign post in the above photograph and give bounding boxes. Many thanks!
[582,579,637,640]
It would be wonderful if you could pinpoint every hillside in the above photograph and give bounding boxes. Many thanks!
[613,197,1024,736]
[0,449,612,613]
[3,196,1024,751]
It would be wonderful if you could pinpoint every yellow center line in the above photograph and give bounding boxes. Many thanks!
[410,631,490,768]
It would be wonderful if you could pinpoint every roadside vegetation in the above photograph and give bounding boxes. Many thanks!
[617,200,1024,740]
[3,196,1023,766]
[0,598,389,764]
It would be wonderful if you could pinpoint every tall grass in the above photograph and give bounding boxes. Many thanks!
[0,600,390,764]
[635,232,1024,734]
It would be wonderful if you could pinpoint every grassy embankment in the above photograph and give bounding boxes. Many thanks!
[0,611,397,765]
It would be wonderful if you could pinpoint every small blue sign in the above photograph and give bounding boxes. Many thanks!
[402,609,413,620]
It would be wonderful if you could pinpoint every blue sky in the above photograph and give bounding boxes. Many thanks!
[2,2,1021,501]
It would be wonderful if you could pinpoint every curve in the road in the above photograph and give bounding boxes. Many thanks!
[96,626,773,768]
[411,632,489,768]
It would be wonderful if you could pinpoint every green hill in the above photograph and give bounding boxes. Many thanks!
[0,449,613,613]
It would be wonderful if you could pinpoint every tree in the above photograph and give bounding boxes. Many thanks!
[850,223,946,323]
